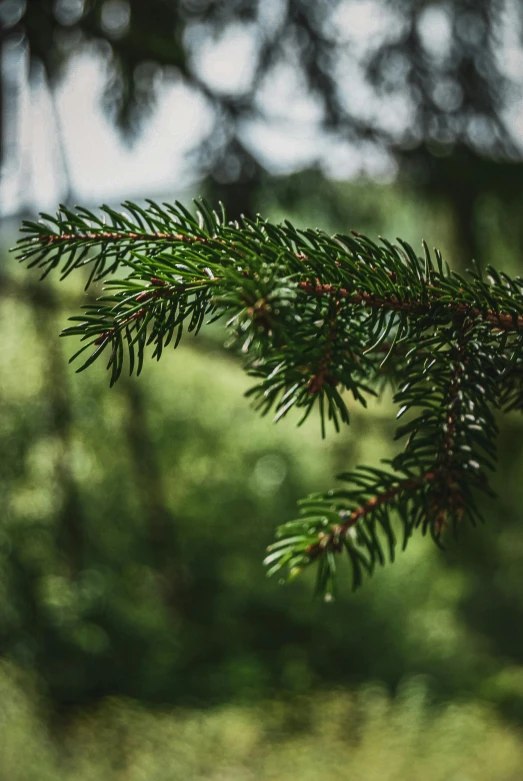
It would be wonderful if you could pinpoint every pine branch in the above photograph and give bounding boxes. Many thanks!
[12,199,523,597]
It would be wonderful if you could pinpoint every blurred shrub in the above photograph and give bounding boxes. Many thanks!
[1,660,523,781]
[2,181,522,713]
[3,179,523,720]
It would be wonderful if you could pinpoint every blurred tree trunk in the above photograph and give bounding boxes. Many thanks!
[401,145,523,270]
[30,283,85,575]
[120,378,185,615]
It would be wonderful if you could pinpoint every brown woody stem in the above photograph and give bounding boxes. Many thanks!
[307,299,341,394]
[430,325,470,530]
[307,470,438,559]
[93,278,213,344]
[36,230,523,332]
[298,281,523,333]
[40,231,205,245]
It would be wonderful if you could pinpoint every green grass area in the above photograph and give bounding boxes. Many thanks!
[2,661,523,781]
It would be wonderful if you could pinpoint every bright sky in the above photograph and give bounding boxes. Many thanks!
[0,52,211,214]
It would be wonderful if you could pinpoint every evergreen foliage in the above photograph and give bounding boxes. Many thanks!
[13,200,523,597]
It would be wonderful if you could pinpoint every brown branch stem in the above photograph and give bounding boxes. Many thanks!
[298,281,523,333]
[307,299,341,394]
[33,229,523,332]
[307,470,438,559]
[431,325,470,529]
[40,231,206,245]
[93,278,214,345]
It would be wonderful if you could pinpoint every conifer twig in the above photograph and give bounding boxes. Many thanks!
[13,199,522,596]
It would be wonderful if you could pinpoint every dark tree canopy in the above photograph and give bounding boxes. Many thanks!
[2,0,523,218]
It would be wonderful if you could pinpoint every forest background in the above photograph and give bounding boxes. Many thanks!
[2,1,523,778]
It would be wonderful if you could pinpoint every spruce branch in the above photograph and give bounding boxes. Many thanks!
[13,199,523,597]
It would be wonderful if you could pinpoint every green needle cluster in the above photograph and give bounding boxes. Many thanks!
[13,199,523,598]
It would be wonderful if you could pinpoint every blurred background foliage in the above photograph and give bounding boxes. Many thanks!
[2,0,523,777]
